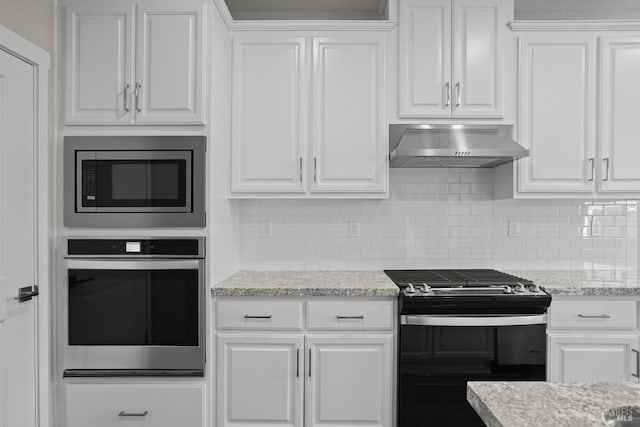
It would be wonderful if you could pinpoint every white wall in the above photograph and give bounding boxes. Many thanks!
[238,169,638,271]
[515,0,640,20]
[0,0,54,52]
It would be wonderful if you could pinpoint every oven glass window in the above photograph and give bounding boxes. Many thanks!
[68,269,199,346]
[83,159,187,208]
[399,324,545,427]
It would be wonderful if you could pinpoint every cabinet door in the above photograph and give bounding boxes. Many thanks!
[63,384,205,427]
[230,34,307,194]
[134,1,205,124]
[517,34,597,194]
[398,0,451,117]
[311,34,388,195]
[452,0,503,117]
[306,335,392,427]
[548,334,639,383]
[217,334,304,427]
[598,37,640,193]
[64,4,135,124]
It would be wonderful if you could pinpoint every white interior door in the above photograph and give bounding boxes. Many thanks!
[0,48,38,427]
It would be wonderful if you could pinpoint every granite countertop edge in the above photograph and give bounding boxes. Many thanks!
[211,270,399,297]
[467,381,640,427]
[210,269,640,298]
[505,270,640,297]
[467,385,502,427]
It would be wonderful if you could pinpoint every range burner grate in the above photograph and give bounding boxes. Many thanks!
[384,269,533,287]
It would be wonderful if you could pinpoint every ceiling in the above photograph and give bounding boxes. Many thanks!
[223,0,640,20]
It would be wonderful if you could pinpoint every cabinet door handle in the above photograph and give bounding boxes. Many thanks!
[308,348,312,378]
[455,82,461,107]
[588,158,594,182]
[244,315,272,319]
[444,82,450,107]
[313,157,317,184]
[119,410,148,417]
[633,349,639,379]
[336,315,364,320]
[134,83,142,112]
[603,157,610,181]
[299,157,303,183]
[296,349,300,377]
[123,83,130,112]
[577,314,611,319]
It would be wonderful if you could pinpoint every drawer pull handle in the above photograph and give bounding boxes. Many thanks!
[633,349,639,379]
[336,315,364,320]
[119,410,148,417]
[244,315,272,319]
[577,314,611,319]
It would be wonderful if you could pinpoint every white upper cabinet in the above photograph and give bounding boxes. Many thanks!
[231,34,307,193]
[230,31,388,198]
[311,34,387,194]
[598,36,640,193]
[64,4,135,124]
[517,33,597,194]
[399,0,505,118]
[134,3,204,124]
[508,26,640,199]
[63,0,205,125]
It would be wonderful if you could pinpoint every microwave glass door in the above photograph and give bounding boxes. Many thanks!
[67,264,199,346]
[76,151,192,213]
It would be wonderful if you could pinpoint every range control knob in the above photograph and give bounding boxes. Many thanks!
[528,284,540,293]
[514,283,526,293]
[405,283,416,296]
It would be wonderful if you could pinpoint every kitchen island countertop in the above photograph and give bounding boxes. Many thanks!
[467,381,640,427]
[211,270,399,297]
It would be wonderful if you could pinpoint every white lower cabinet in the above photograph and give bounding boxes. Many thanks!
[62,383,205,427]
[547,296,640,383]
[216,335,304,427]
[214,297,395,427]
[548,334,639,382]
[306,336,392,427]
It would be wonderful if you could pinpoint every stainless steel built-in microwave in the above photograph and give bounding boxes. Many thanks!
[64,136,205,227]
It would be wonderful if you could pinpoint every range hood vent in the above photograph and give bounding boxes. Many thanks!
[389,124,529,168]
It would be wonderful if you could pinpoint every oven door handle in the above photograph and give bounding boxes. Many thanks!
[65,259,202,270]
[401,314,547,327]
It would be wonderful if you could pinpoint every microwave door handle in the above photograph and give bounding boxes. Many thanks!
[401,314,547,327]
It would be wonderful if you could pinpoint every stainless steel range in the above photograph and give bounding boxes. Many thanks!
[384,269,552,427]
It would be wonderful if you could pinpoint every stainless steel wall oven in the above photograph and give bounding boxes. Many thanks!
[64,136,206,227]
[61,237,205,377]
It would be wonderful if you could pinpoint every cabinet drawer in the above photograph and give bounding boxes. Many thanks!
[63,384,204,427]
[216,299,304,330]
[549,299,637,330]
[306,300,393,330]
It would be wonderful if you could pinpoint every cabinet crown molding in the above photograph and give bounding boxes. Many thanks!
[509,20,640,31]
[230,20,396,31]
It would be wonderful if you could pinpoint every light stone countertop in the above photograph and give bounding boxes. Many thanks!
[211,271,399,297]
[467,381,640,427]
[506,270,640,296]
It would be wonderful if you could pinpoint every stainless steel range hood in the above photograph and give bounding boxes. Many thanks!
[389,124,529,168]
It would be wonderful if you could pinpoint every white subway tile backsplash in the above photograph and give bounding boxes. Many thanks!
[238,169,639,271]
